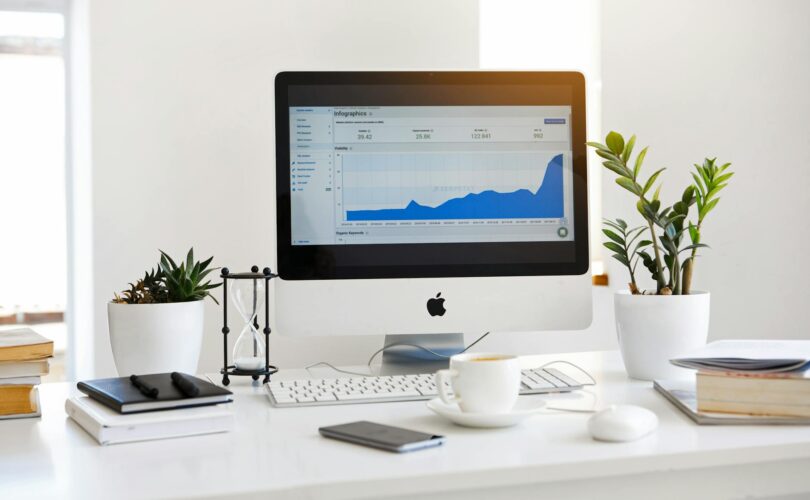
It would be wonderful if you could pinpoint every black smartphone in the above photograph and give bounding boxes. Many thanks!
[319,421,446,453]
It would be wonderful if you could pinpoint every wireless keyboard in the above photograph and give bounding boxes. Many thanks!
[265,367,586,407]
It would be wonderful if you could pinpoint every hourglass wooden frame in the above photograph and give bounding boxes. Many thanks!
[220,266,279,386]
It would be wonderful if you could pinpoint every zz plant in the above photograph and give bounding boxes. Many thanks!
[113,248,221,304]
[588,132,732,295]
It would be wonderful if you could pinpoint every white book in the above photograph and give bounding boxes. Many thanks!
[0,376,41,386]
[65,396,234,446]
[0,359,50,379]
[0,387,41,420]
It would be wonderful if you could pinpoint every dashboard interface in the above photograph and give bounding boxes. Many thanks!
[289,106,574,246]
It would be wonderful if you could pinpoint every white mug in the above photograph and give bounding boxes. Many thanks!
[435,353,521,414]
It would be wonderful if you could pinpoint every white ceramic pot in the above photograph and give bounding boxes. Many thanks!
[614,290,710,381]
[108,301,205,376]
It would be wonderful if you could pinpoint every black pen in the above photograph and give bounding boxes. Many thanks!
[130,374,159,398]
[171,372,200,397]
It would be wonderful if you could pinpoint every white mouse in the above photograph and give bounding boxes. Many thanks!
[588,405,658,442]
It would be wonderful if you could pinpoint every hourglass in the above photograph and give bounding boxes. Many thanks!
[220,266,278,386]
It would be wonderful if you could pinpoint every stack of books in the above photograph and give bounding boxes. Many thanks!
[66,372,234,445]
[0,328,53,420]
[657,340,810,424]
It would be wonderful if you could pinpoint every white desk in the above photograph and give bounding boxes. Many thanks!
[3,351,810,500]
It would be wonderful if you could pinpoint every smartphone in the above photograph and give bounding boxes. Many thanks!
[319,421,446,453]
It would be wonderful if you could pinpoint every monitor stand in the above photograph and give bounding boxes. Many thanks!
[377,333,464,375]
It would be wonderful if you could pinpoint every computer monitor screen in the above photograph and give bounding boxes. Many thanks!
[276,72,588,280]
[290,105,573,247]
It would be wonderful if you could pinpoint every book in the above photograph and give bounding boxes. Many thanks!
[77,373,233,414]
[65,396,234,445]
[0,328,54,362]
[0,388,40,420]
[0,384,37,416]
[0,359,50,379]
[654,380,810,425]
[671,340,810,373]
[696,370,810,417]
[0,376,40,386]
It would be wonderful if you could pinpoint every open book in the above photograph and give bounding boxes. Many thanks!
[670,340,810,373]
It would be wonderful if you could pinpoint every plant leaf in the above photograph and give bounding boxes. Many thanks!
[159,250,177,269]
[622,134,636,165]
[603,161,631,178]
[602,229,624,245]
[688,223,699,244]
[586,141,611,152]
[642,168,666,195]
[606,131,625,155]
[612,253,630,267]
[633,146,648,179]
[700,197,720,219]
[681,185,696,206]
[616,177,641,196]
[679,243,710,254]
[714,172,734,184]
[595,149,619,162]
[603,241,626,255]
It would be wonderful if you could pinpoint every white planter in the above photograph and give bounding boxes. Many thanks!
[108,301,205,376]
[614,290,710,381]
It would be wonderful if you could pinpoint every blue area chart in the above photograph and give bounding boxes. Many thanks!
[346,154,564,221]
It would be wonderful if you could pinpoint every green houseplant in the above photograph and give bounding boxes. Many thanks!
[108,248,221,376]
[588,132,733,380]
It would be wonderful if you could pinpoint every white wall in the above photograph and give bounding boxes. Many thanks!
[601,0,810,340]
[85,0,479,377]
[477,0,619,358]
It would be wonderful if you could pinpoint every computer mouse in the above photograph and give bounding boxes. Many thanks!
[588,405,658,442]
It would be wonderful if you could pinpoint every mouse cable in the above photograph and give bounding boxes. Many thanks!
[305,331,492,377]
[364,331,492,369]
[538,360,597,386]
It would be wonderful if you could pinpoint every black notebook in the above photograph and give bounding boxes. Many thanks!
[77,373,233,414]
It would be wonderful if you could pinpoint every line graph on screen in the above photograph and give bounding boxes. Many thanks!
[341,152,564,221]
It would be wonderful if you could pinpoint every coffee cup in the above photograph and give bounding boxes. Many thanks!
[435,353,520,414]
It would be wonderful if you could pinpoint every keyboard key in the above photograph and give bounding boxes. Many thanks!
[545,368,581,387]
[272,393,296,403]
[523,377,555,390]
[536,371,564,388]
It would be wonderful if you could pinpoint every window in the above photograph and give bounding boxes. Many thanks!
[0,5,67,380]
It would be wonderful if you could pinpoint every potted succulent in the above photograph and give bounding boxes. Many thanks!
[108,248,220,376]
[588,132,733,380]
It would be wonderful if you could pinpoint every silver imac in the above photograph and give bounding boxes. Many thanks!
[274,71,591,373]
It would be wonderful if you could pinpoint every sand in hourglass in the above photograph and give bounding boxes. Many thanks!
[235,356,264,370]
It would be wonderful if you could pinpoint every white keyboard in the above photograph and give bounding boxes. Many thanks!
[266,367,586,407]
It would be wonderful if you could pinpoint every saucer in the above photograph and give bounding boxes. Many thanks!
[426,397,546,428]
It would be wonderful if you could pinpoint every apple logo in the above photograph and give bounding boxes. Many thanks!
[426,292,446,317]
